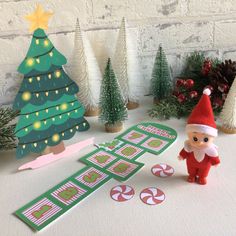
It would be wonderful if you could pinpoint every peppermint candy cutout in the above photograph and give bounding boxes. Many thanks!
[151,164,174,177]
[110,185,135,202]
[140,187,165,205]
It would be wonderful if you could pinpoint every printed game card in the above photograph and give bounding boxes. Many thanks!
[51,181,87,206]
[81,150,118,168]
[115,144,144,160]
[106,159,144,181]
[16,198,62,230]
[75,167,110,188]
[121,130,147,144]
[141,137,168,153]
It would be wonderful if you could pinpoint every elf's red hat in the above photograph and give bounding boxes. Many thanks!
[186,88,218,137]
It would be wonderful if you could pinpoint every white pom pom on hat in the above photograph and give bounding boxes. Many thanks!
[203,88,211,96]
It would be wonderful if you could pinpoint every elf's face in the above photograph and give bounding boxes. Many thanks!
[187,132,214,149]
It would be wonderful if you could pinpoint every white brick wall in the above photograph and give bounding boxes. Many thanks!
[1,0,236,105]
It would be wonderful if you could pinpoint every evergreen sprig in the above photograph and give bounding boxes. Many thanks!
[0,107,18,150]
[149,51,222,120]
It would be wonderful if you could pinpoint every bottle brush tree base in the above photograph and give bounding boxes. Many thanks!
[105,122,123,133]
[126,101,139,110]
[218,125,236,134]
[153,98,160,105]
[85,107,100,117]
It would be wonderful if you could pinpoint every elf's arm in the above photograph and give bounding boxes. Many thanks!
[209,146,220,165]
[178,141,191,160]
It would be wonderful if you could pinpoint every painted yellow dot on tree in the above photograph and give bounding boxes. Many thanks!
[28,78,33,83]
[33,121,41,129]
[60,103,68,111]
[36,58,40,64]
[36,39,39,45]
[48,74,52,79]
[49,52,53,57]
[55,70,61,78]
[44,39,49,47]
[52,134,60,142]
[26,58,34,66]
[22,91,31,101]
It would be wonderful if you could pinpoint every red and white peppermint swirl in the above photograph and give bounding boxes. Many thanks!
[140,187,165,205]
[110,185,135,202]
[151,164,174,177]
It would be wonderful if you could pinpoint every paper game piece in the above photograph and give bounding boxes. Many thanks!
[110,185,134,202]
[18,138,94,170]
[75,167,109,189]
[151,164,174,177]
[15,122,177,230]
[80,149,118,168]
[51,181,87,206]
[106,159,144,182]
[140,187,165,206]
[141,138,168,153]
[114,144,144,160]
[95,139,124,151]
[122,130,147,144]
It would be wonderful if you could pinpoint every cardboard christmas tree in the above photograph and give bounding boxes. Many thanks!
[13,5,90,161]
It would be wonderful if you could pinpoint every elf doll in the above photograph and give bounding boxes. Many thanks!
[178,88,220,185]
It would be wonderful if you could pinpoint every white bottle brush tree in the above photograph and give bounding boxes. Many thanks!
[113,17,140,110]
[70,19,102,116]
[219,77,236,134]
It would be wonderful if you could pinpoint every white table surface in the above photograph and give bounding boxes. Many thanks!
[1,97,236,236]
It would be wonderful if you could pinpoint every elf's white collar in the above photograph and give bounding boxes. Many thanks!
[184,140,218,162]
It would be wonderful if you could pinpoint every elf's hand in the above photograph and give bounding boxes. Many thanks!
[178,155,184,161]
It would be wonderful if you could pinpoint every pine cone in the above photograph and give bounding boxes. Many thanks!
[209,60,236,87]
[208,59,236,110]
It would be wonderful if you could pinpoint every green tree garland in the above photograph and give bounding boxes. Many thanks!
[0,107,18,151]
[149,52,221,120]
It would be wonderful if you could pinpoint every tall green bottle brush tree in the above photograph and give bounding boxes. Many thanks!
[13,5,89,158]
[150,45,172,104]
[99,59,128,133]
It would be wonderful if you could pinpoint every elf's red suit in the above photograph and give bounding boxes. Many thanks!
[179,142,220,178]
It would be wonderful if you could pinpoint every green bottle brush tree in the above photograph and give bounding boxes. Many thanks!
[99,58,128,133]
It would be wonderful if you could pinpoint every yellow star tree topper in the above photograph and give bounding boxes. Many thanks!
[25,4,53,32]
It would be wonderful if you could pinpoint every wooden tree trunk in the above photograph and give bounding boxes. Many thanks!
[50,142,65,155]
[126,100,139,110]
[85,106,100,117]
[105,122,123,133]
[219,125,236,134]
